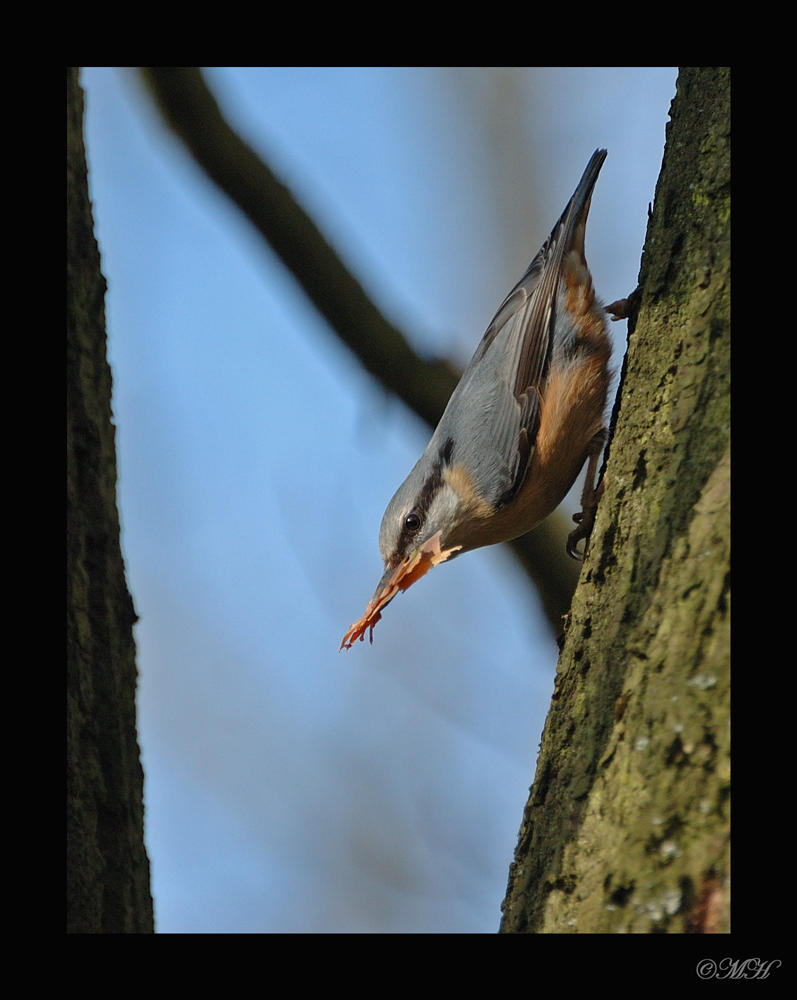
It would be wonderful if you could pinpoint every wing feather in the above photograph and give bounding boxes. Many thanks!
[432,150,607,509]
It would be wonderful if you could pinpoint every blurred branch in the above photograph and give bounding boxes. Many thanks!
[140,67,579,630]
[141,67,455,427]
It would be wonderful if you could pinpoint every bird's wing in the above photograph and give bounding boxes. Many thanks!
[444,150,607,508]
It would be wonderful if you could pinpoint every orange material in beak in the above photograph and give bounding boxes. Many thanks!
[340,531,461,650]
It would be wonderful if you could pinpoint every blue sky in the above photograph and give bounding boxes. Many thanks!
[81,67,677,933]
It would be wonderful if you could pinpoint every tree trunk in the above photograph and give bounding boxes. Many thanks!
[500,67,730,934]
[66,67,154,934]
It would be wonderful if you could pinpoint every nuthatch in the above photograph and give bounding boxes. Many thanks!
[341,149,612,649]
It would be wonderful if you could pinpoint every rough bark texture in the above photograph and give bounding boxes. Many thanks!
[500,67,730,934]
[67,67,154,934]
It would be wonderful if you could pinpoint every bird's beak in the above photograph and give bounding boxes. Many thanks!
[340,530,461,649]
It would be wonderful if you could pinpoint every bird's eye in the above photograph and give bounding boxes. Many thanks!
[404,512,422,532]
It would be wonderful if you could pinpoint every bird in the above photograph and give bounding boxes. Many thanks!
[341,149,612,649]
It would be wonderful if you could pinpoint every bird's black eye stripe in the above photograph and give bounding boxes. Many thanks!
[404,512,422,532]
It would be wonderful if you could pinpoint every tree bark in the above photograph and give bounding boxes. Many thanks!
[500,67,730,934]
[67,67,154,933]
